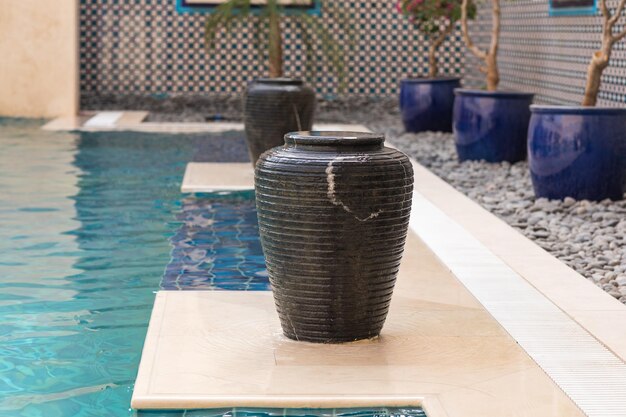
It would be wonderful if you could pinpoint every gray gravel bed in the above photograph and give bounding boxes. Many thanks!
[381,127,626,303]
[80,93,398,124]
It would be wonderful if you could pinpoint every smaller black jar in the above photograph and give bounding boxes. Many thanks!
[255,131,414,343]
[244,78,315,165]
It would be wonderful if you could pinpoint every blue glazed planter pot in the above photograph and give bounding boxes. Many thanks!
[399,77,460,133]
[528,105,626,201]
[453,89,534,163]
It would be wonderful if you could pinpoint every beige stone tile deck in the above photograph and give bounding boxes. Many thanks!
[41,111,370,134]
[117,111,149,126]
[181,163,253,193]
[132,233,584,417]
[41,113,95,131]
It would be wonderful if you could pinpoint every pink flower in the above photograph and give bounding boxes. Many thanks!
[407,0,423,11]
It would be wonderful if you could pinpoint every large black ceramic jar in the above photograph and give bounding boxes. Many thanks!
[244,78,315,165]
[255,131,414,343]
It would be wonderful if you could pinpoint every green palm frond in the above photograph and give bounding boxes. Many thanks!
[293,18,317,82]
[252,11,269,64]
[300,13,347,92]
[203,0,354,91]
[204,0,252,51]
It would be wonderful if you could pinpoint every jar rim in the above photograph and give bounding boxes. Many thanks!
[454,88,534,99]
[401,77,461,84]
[530,104,626,115]
[253,77,304,86]
[285,131,385,146]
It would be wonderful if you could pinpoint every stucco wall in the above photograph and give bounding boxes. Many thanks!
[0,0,79,118]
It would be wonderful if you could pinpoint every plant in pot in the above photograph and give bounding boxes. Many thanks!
[204,0,351,165]
[527,0,626,201]
[397,0,476,133]
[454,0,534,162]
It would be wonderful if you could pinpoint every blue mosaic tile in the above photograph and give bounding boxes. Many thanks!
[162,192,269,290]
[192,131,251,163]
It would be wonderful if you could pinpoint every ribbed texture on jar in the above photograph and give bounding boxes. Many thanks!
[255,144,414,343]
[244,82,315,165]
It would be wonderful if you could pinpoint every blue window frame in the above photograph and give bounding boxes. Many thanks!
[549,0,597,16]
[176,0,322,15]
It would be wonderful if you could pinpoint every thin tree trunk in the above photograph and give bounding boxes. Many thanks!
[427,23,454,78]
[580,0,626,106]
[461,0,487,60]
[486,53,499,91]
[268,9,283,78]
[580,0,626,105]
[582,46,612,106]
[461,0,500,91]
[485,0,500,91]
[428,44,439,78]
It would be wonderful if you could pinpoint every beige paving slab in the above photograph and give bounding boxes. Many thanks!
[119,121,245,133]
[181,162,253,193]
[436,367,584,417]
[42,111,371,134]
[41,113,94,131]
[132,233,583,417]
[568,309,626,358]
[83,111,124,128]
[313,123,371,132]
[117,111,149,126]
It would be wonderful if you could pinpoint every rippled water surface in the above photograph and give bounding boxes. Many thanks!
[0,120,258,417]
[163,195,268,291]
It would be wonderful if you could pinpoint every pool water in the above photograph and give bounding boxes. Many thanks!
[0,120,263,417]
[0,119,424,417]
[164,194,268,291]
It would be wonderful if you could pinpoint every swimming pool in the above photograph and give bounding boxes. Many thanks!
[0,119,424,417]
